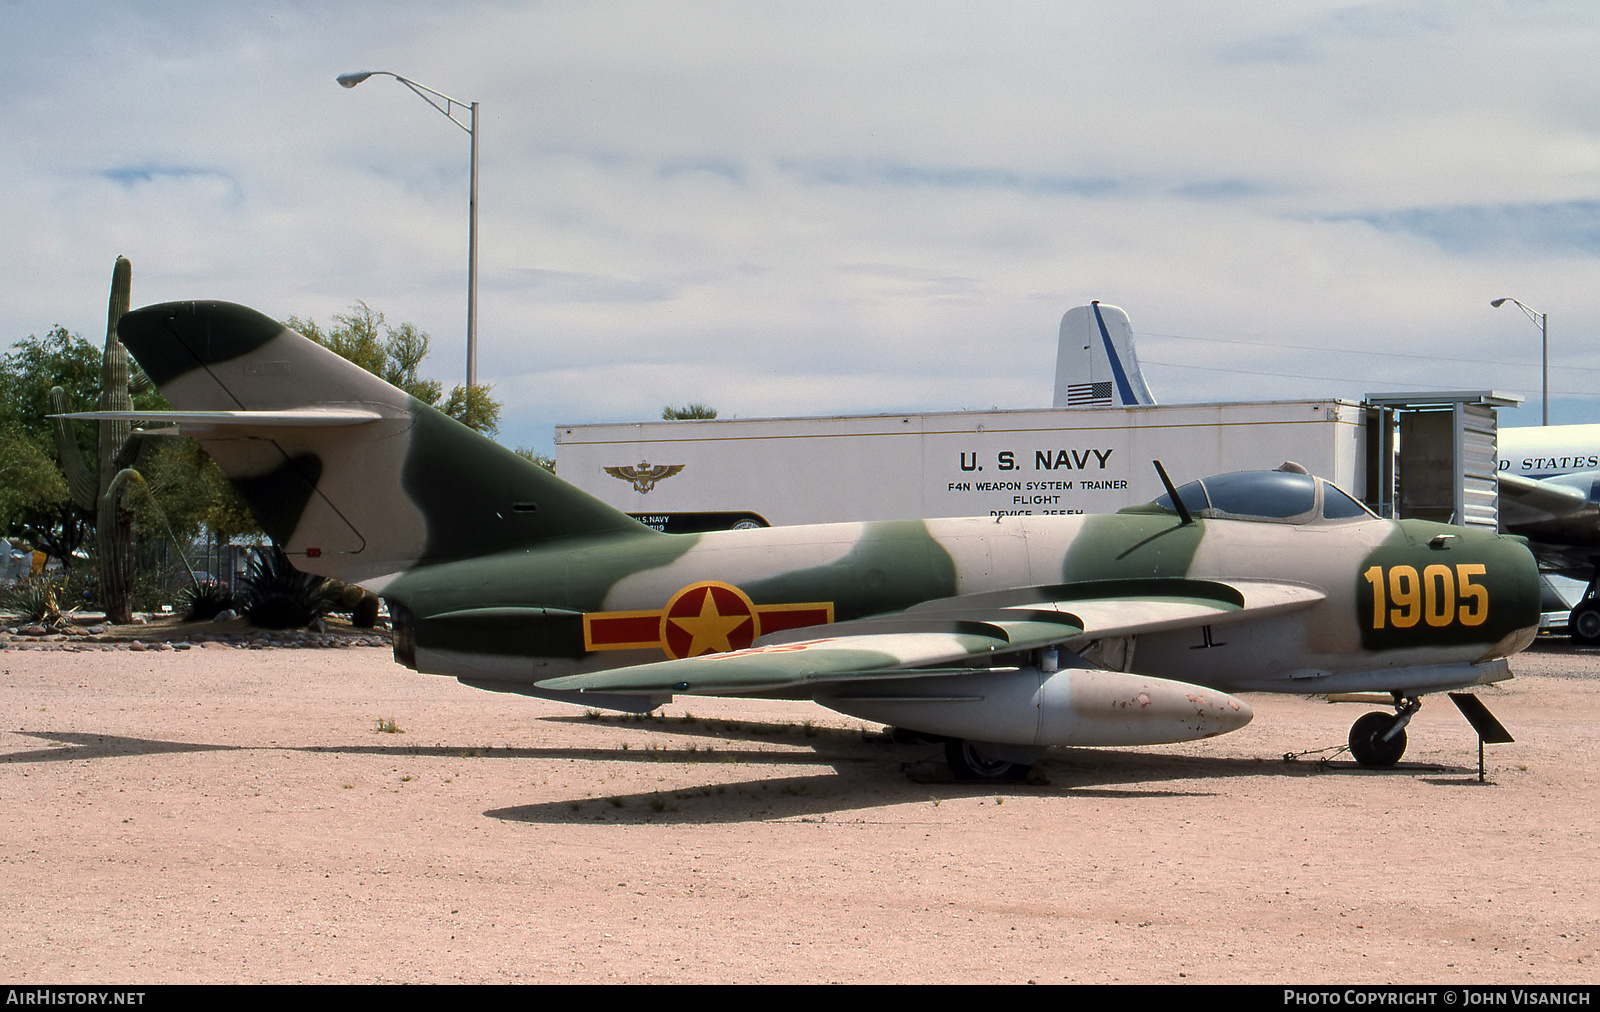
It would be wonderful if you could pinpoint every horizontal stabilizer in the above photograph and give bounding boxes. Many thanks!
[54,407,389,432]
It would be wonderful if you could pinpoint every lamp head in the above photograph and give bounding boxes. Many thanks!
[336,72,373,89]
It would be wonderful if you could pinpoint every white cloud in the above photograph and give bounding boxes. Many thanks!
[5,0,1600,452]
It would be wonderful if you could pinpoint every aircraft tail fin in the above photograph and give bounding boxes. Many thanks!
[1052,302,1157,409]
[109,301,650,586]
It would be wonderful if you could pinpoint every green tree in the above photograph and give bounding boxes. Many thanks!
[132,437,258,544]
[0,423,68,533]
[662,403,717,420]
[513,446,556,473]
[0,325,103,569]
[0,326,92,541]
[287,303,500,434]
[441,383,502,435]
[0,325,102,455]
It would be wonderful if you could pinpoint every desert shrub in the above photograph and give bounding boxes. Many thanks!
[235,546,338,629]
[176,579,237,621]
[130,570,171,613]
[2,577,62,624]
[56,567,99,613]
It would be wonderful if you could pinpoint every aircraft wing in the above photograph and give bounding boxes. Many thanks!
[1498,472,1592,526]
[534,578,1324,696]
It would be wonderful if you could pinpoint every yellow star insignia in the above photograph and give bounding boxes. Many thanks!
[667,589,754,656]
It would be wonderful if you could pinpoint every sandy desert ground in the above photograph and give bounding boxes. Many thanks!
[1,631,1596,985]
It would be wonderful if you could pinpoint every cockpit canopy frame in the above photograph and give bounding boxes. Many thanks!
[1131,468,1376,525]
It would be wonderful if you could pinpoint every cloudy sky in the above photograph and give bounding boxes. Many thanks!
[5,1,1599,453]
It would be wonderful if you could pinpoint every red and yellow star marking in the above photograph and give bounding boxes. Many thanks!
[582,581,834,659]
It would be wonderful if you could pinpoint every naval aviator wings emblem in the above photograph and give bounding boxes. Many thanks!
[604,460,686,494]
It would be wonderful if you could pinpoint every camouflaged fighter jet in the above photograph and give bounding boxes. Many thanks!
[89,301,1543,779]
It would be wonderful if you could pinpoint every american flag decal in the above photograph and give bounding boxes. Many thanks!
[1066,381,1113,406]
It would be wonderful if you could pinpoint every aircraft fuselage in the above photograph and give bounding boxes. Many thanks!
[382,509,1539,700]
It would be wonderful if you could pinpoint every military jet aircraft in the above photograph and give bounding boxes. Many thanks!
[89,301,1542,778]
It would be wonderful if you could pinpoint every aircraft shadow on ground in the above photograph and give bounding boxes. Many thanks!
[0,728,849,768]
[484,746,1481,826]
[5,718,1486,827]
[2,729,242,762]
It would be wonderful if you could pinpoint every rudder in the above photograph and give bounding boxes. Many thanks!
[1052,302,1157,409]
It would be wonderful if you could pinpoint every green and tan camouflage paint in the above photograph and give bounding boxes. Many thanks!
[112,301,1541,711]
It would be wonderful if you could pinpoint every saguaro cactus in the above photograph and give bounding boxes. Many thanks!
[50,256,145,624]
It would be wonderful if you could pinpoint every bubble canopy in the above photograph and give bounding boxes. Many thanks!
[1136,469,1375,524]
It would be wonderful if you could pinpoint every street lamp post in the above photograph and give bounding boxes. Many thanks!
[1490,298,1548,425]
[338,71,479,389]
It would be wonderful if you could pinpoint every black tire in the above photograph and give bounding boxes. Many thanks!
[1348,711,1407,768]
[944,739,1030,782]
[1570,601,1600,646]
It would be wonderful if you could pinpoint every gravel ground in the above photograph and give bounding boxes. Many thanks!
[1,635,1596,984]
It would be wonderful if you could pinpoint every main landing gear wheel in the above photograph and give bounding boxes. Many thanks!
[944,739,1031,782]
[1348,711,1407,768]
[1570,601,1600,646]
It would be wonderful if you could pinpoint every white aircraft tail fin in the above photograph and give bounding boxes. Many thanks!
[1052,302,1157,409]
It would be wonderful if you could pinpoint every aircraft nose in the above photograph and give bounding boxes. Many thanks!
[1503,532,1543,654]
[1466,527,1542,657]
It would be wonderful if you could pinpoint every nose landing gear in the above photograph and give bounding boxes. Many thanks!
[1348,694,1421,767]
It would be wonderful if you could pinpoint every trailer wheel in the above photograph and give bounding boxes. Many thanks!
[1570,601,1600,646]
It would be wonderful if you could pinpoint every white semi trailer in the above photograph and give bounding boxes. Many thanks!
[557,398,1365,530]
[555,304,1503,533]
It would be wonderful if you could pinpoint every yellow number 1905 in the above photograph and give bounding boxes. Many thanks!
[1363,563,1488,630]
